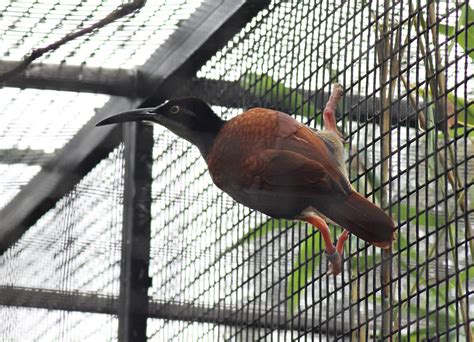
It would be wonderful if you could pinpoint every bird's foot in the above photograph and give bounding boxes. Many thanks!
[326,250,342,276]
[326,230,349,276]
[299,213,349,276]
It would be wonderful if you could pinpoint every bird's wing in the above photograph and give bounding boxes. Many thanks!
[241,149,349,196]
[246,111,352,194]
[273,112,346,173]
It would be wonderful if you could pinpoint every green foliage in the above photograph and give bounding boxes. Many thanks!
[395,203,445,229]
[445,126,474,138]
[402,310,453,341]
[239,73,320,123]
[353,251,381,272]
[437,3,474,129]
[438,3,474,61]
[287,228,321,314]
[215,216,323,316]
[447,92,474,128]
[456,264,474,285]
[401,265,473,341]
[236,58,471,333]
[416,86,474,132]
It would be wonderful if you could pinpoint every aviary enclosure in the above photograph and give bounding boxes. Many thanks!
[0,0,472,340]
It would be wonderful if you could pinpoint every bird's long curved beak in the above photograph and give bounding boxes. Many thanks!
[96,107,157,126]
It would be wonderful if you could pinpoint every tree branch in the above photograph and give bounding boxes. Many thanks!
[0,0,146,83]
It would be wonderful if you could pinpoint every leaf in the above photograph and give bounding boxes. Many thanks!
[438,4,474,61]
[414,81,474,129]
[409,264,472,339]
[401,300,457,340]
[438,23,456,38]
[287,228,321,314]
[454,27,474,61]
[240,73,319,122]
[443,126,474,139]
[448,264,474,289]
[402,312,450,342]
[397,233,418,269]
[354,253,381,272]
[394,203,445,229]
[408,306,450,333]
[446,92,474,128]
[460,3,474,28]
[438,23,457,55]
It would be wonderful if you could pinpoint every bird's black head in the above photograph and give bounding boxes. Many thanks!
[97,97,225,157]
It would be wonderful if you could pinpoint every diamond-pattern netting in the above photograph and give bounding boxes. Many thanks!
[0,0,204,68]
[0,87,110,210]
[0,163,40,210]
[0,0,204,211]
[0,307,118,341]
[0,146,123,292]
[0,87,109,152]
[0,146,124,340]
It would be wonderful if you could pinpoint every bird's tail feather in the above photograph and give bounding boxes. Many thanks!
[320,191,395,248]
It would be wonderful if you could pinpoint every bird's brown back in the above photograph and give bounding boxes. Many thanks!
[206,108,394,245]
[207,108,350,201]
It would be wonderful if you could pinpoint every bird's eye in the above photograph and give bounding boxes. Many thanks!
[170,105,180,114]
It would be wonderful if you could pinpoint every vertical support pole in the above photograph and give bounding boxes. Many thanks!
[378,0,393,339]
[119,122,153,342]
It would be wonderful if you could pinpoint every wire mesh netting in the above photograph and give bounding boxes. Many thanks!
[1,308,118,341]
[148,0,473,340]
[0,0,473,341]
[0,0,204,208]
[0,88,110,209]
[0,146,124,340]
[0,0,204,68]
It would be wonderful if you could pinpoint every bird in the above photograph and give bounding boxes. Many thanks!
[96,84,395,275]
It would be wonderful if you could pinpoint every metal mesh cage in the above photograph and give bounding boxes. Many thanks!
[0,0,472,341]
[148,0,473,340]
[0,88,110,209]
[0,0,204,67]
[0,146,124,340]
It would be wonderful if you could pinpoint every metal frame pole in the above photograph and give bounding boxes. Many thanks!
[119,122,153,342]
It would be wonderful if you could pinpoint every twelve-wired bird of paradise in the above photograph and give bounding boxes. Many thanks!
[97,84,396,275]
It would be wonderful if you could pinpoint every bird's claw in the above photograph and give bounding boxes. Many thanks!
[326,250,342,276]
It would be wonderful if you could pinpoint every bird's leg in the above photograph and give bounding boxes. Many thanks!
[323,83,344,139]
[300,214,344,275]
[335,229,350,256]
